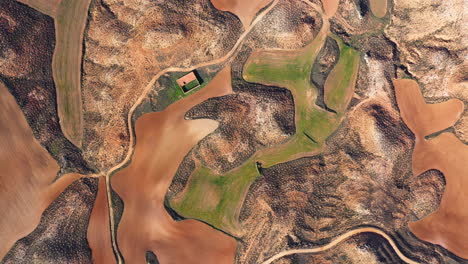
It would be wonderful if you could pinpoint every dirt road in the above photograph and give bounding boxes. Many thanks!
[111,66,236,264]
[261,227,419,264]
[104,1,280,261]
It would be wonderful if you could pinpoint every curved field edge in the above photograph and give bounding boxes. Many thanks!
[13,0,60,17]
[369,0,388,18]
[394,79,468,259]
[104,1,282,262]
[52,0,91,148]
[170,30,360,235]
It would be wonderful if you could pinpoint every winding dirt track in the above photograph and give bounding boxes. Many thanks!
[101,1,422,263]
[111,66,236,264]
[104,1,280,261]
[261,227,419,264]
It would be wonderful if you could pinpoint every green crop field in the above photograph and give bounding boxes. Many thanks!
[170,163,258,234]
[170,33,360,235]
[324,35,360,113]
[52,0,92,148]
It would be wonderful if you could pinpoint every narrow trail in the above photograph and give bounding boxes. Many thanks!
[100,1,418,264]
[103,1,280,262]
[261,227,419,264]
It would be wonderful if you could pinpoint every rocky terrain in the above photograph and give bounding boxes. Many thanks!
[183,83,294,174]
[81,0,243,170]
[0,0,466,263]
[168,0,324,189]
[385,0,467,143]
[167,0,467,263]
[236,96,462,263]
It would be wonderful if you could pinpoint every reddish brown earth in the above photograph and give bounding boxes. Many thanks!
[394,79,464,138]
[369,0,387,18]
[394,79,468,259]
[111,66,236,264]
[322,0,339,18]
[0,82,81,260]
[88,177,115,264]
[210,0,271,30]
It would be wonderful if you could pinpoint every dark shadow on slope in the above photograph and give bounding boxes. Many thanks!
[310,36,340,114]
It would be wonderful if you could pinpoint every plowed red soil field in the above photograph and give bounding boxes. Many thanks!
[322,0,339,17]
[111,66,236,264]
[88,176,115,264]
[211,0,271,30]
[0,82,80,259]
[394,79,468,259]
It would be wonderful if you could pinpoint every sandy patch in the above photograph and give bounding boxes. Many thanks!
[322,0,339,18]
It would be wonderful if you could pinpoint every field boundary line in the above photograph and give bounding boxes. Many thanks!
[103,1,280,263]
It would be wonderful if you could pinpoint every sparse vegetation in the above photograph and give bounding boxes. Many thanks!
[243,33,359,167]
[171,32,360,234]
[148,69,216,112]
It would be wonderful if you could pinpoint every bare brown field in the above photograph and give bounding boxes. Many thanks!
[410,133,468,259]
[111,66,236,264]
[394,79,468,259]
[322,0,339,18]
[14,0,60,17]
[210,0,271,30]
[0,82,81,260]
[369,0,387,18]
[394,79,464,138]
[88,177,115,264]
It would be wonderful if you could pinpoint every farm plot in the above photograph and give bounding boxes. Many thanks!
[210,0,272,30]
[14,0,60,17]
[13,0,91,148]
[87,177,115,264]
[0,82,81,260]
[111,67,237,264]
[52,0,92,148]
[394,79,468,259]
[170,32,359,235]
[243,33,359,167]
[369,0,388,18]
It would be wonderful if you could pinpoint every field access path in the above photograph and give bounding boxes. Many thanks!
[261,227,419,264]
[103,0,416,264]
[104,1,280,262]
